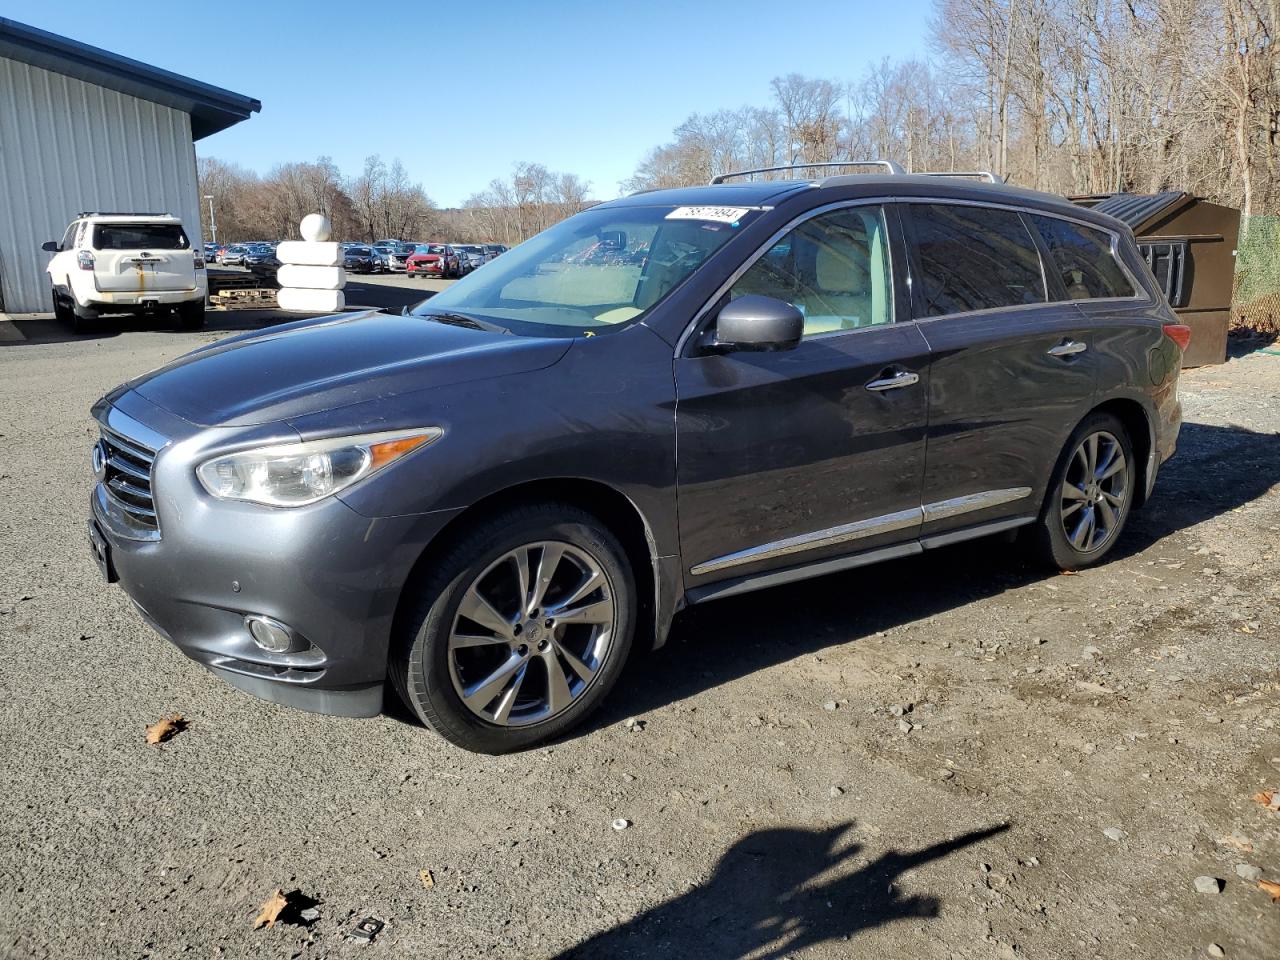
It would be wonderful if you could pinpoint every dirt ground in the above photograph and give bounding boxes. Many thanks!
[0,316,1277,960]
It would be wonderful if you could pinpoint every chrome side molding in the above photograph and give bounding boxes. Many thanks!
[690,487,1033,576]
[921,487,1032,522]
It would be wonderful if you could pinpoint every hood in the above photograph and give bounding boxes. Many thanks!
[128,310,572,427]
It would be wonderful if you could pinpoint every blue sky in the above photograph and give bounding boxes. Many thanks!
[13,0,933,206]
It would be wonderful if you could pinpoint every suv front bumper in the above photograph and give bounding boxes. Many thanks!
[89,394,460,718]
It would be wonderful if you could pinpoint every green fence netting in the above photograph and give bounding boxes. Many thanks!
[1233,216,1280,333]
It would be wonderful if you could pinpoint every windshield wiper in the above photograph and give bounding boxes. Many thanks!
[423,311,511,335]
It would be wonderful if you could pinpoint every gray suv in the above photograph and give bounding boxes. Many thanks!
[88,164,1186,753]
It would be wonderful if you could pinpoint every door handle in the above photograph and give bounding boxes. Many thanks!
[865,370,920,392]
[1047,339,1087,358]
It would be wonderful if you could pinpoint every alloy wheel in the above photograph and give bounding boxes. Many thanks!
[1060,430,1129,553]
[447,541,615,727]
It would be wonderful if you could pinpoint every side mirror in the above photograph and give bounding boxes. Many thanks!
[41,241,59,252]
[711,295,804,353]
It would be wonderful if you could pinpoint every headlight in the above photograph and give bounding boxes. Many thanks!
[196,428,441,507]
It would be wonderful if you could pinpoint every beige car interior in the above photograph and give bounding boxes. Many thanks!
[731,208,892,336]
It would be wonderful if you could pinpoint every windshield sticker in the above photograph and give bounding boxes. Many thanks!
[665,206,751,224]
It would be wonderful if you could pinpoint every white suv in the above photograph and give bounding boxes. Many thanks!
[44,213,207,332]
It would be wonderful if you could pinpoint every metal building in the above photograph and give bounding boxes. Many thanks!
[0,17,259,314]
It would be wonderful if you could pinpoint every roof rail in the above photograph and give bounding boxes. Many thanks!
[76,211,174,217]
[710,159,906,184]
[916,171,1006,184]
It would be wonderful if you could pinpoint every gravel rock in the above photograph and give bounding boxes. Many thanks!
[611,818,631,831]
[1193,876,1223,894]
[1103,827,1125,841]
[829,785,844,798]
[822,700,838,712]
[1234,863,1262,881]
[897,718,914,734]
[1205,945,1226,958]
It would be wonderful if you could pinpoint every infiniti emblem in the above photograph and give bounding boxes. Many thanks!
[91,440,108,483]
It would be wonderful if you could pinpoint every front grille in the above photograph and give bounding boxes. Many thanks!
[100,428,159,534]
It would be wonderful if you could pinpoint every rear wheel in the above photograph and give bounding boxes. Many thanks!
[51,287,73,326]
[1030,412,1134,570]
[390,503,635,753]
[70,299,98,335]
[176,300,206,330]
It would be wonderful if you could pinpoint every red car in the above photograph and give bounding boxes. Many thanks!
[406,243,461,279]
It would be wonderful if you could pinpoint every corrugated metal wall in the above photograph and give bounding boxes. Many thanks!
[0,56,202,314]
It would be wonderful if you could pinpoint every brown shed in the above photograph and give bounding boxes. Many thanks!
[1069,192,1240,366]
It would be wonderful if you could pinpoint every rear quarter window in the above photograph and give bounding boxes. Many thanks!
[909,204,1046,317]
[1029,215,1136,300]
[92,224,189,251]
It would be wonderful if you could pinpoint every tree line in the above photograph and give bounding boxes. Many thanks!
[627,0,1277,219]
[199,0,1278,247]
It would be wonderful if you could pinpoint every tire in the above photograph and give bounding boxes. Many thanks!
[1029,412,1135,570]
[390,503,636,753]
[70,299,97,335]
[51,287,73,326]
[176,300,206,330]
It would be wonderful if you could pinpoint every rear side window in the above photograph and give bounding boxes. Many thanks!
[1029,215,1135,300]
[92,223,189,250]
[909,204,1046,316]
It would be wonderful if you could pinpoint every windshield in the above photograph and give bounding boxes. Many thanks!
[411,205,754,336]
[347,247,371,256]
[415,244,447,254]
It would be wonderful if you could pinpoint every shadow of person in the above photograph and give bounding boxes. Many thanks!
[553,822,1008,959]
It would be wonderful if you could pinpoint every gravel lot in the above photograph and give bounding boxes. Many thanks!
[1,315,1277,959]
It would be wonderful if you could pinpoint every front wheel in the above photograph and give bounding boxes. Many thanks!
[1030,412,1135,570]
[390,504,635,753]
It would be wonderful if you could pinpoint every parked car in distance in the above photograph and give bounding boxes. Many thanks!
[204,242,219,262]
[45,212,206,333]
[247,251,281,283]
[243,243,277,270]
[343,245,379,274]
[454,244,486,275]
[481,243,508,262]
[88,166,1187,753]
[220,244,250,266]
[406,243,461,279]
[373,242,414,272]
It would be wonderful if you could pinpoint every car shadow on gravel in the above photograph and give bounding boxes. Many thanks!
[587,420,1279,732]
[552,822,1008,958]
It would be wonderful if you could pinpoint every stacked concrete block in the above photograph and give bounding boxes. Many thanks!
[276,213,346,312]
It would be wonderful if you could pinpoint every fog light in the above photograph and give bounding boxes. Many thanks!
[245,615,293,653]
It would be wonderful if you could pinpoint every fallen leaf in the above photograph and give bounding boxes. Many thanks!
[419,869,434,889]
[254,889,288,929]
[1260,879,1280,902]
[1219,835,1255,853]
[145,714,187,745]
[1254,790,1280,811]
[1059,570,1078,576]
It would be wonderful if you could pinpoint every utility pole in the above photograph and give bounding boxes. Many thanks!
[203,195,218,244]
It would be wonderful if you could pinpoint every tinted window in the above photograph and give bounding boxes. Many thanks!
[909,204,1045,316]
[730,205,894,336]
[1030,215,1136,300]
[92,223,189,250]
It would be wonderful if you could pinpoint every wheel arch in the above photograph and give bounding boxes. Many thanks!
[393,477,673,655]
[1090,396,1155,508]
